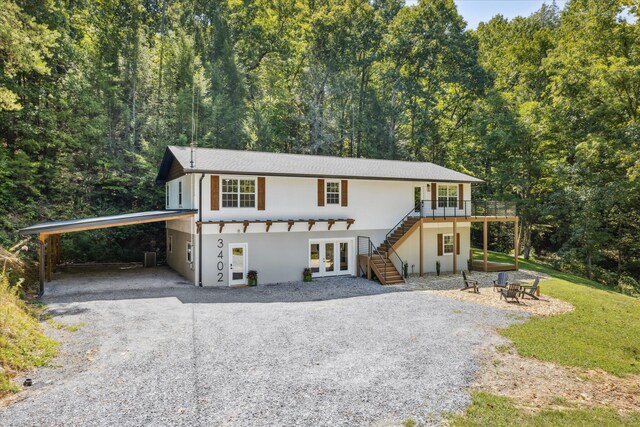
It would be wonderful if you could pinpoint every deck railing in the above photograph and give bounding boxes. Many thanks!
[419,199,516,219]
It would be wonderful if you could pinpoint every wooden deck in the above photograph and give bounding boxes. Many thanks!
[471,260,517,272]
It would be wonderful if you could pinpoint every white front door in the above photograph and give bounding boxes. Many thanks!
[309,239,353,277]
[228,243,248,286]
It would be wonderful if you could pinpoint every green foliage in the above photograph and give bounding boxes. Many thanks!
[0,0,638,282]
[449,391,640,426]
[0,273,58,396]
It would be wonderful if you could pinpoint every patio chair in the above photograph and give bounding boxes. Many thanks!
[461,271,479,293]
[500,283,520,303]
[519,278,540,300]
[493,272,508,292]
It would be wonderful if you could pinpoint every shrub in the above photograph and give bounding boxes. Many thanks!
[0,272,58,396]
[617,274,640,297]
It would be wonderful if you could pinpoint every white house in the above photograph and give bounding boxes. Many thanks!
[156,146,517,287]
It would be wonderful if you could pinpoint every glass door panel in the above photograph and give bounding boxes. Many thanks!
[339,242,349,271]
[310,243,320,274]
[324,243,334,273]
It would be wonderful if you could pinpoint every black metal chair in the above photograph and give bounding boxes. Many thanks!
[519,278,540,300]
[461,271,479,293]
[493,272,508,292]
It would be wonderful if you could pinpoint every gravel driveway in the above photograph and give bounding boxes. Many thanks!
[0,267,525,426]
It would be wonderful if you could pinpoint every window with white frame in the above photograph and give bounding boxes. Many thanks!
[186,241,193,263]
[326,181,340,205]
[443,234,454,255]
[438,184,458,208]
[178,181,183,207]
[221,178,256,208]
[166,184,170,207]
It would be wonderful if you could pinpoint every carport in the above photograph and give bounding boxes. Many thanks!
[19,210,196,296]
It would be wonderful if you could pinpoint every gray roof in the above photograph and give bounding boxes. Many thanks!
[19,210,197,236]
[156,146,483,183]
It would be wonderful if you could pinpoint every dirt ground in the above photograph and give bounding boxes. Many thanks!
[404,271,640,413]
[436,287,575,317]
[473,347,640,412]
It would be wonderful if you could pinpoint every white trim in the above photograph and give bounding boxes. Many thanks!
[228,243,248,286]
[442,233,454,255]
[437,184,457,208]
[325,179,341,205]
[308,238,354,277]
[220,176,257,209]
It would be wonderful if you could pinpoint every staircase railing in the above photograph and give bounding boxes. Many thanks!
[357,235,395,284]
[383,204,420,279]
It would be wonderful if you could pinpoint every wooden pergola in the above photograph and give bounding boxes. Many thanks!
[18,210,197,296]
[196,218,355,233]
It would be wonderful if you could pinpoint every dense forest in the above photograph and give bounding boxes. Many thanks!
[1,0,639,291]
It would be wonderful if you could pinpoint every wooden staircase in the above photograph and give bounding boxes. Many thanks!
[377,216,420,255]
[369,253,404,285]
[369,216,421,285]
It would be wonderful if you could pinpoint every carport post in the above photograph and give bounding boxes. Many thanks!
[38,234,46,296]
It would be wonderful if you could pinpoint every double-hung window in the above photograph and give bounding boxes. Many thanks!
[443,234,454,255]
[438,185,457,208]
[178,181,183,207]
[166,184,170,207]
[222,178,256,208]
[326,181,340,205]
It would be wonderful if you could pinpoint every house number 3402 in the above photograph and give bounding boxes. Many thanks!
[217,238,224,282]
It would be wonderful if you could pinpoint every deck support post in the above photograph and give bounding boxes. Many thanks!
[483,218,488,272]
[419,218,424,276]
[452,218,457,274]
[367,257,372,280]
[514,217,519,271]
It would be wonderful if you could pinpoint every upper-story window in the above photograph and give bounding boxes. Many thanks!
[178,181,183,207]
[166,184,170,207]
[326,181,341,205]
[222,178,256,208]
[438,184,457,208]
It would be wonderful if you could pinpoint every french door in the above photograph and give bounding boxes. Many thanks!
[309,239,353,277]
[228,243,248,286]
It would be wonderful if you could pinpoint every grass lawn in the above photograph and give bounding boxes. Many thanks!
[449,251,640,425]
[473,250,640,376]
[448,392,640,427]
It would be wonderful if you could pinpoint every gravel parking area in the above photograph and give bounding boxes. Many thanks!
[1,267,527,426]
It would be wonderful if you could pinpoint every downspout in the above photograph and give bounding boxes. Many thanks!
[198,173,204,286]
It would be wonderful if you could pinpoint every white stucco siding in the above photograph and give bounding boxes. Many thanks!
[200,229,387,287]
[166,229,195,282]
[165,175,193,209]
[166,218,192,233]
[422,223,471,273]
[393,222,471,274]
[199,174,441,231]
